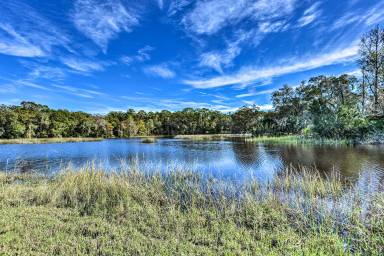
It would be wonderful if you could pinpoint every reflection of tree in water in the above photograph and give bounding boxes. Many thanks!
[274,144,384,182]
[232,141,284,170]
[169,140,230,166]
[232,141,259,167]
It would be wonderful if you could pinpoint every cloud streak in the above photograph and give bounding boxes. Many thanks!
[61,57,106,73]
[184,45,359,89]
[0,0,70,57]
[297,2,321,27]
[183,0,297,35]
[3,76,106,99]
[332,1,384,30]
[236,89,275,98]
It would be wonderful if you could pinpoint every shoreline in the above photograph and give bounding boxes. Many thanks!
[0,137,104,144]
[0,134,382,145]
[0,134,251,144]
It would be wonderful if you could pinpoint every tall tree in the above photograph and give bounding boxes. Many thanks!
[359,25,384,113]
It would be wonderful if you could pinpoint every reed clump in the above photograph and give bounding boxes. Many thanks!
[246,135,351,145]
[141,137,157,143]
[0,166,383,255]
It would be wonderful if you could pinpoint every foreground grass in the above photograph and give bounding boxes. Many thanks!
[0,168,383,255]
[246,135,351,145]
[0,137,104,144]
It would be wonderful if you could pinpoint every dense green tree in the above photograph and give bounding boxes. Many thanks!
[232,105,261,134]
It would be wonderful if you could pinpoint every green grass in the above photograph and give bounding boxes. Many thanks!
[246,135,351,145]
[0,137,104,144]
[0,167,383,255]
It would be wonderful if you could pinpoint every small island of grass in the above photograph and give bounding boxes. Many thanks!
[141,137,157,143]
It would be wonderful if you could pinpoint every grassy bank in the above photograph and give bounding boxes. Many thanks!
[0,137,104,144]
[0,167,383,255]
[246,135,351,145]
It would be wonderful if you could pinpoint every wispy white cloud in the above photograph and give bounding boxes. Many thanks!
[61,57,106,73]
[51,84,105,98]
[183,0,297,35]
[29,65,66,81]
[345,69,361,78]
[297,2,321,27]
[168,0,193,16]
[258,21,288,33]
[0,24,44,57]
[200,45,240,73]
[232,78,272,90]
[236,89,275,98]
[332,1,384,30]
[241,101,273,111]
[185,0,298,73]
[2,75,106,99]
[121,45,154,65]
[14,79,53,91]
[0,1,70,57]
[119,95,237,112]
[136,46,154,61]
[258,104,273,111]
[158,98,240,112]
[144,64,175,79]
[157,0,164,10]
[199,29,261,73]
[72,0,139,52]
[184,44,359,89]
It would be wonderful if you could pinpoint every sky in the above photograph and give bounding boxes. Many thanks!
[0,0,383,113]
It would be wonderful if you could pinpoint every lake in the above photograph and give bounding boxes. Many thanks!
[0,138,383,189]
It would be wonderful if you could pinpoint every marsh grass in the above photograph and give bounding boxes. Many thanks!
[141,137,158,143]
[246,135,351,145]
[0,137,104,144]
[0,166,383,255]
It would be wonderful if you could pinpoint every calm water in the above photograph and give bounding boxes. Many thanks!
[0,138,383,187]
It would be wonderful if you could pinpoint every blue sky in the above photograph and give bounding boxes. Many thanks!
[0,0,383,113]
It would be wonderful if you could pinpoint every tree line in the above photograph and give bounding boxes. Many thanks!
[0,26,383,140]
[0,102,234,139]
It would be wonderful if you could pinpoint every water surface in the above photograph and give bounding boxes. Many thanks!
[0,138,383,188]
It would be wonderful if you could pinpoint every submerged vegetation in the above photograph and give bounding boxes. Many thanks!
[0,166,383,255]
